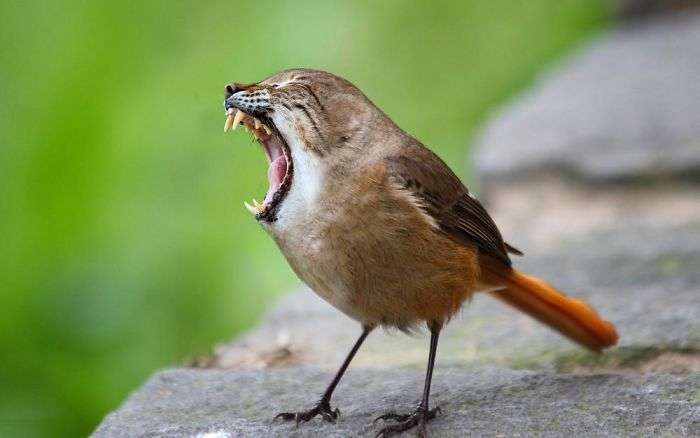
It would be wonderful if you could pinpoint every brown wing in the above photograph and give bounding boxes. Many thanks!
[386,144,522,266]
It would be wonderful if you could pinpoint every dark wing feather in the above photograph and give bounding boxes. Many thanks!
[386,144,521,266]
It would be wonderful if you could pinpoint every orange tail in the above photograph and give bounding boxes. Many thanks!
[480,260,618,352]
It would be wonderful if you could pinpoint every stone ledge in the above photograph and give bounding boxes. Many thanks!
[93,367,699,437]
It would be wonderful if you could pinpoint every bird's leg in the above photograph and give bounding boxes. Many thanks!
[275,326,372,424]
[375,324,442,437]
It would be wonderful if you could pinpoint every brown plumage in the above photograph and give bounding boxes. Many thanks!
[222,68,618,436]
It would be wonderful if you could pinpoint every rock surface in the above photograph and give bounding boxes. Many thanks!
[94,11,700,438]
[94,368,699,437]
[474,12,700,185]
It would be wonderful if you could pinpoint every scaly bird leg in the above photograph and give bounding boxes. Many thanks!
[375,324,442,437]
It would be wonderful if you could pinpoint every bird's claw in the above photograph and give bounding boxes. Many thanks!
[374,405,441,437]
[274,399,340,425]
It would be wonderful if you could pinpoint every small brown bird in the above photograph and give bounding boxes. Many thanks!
[222,69,618,437]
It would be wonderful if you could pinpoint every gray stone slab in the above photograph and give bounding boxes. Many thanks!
[474,12,700,185]
[93,367,699,437]
[209,222,700,372]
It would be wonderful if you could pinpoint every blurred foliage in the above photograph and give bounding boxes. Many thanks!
[0,1,609,436]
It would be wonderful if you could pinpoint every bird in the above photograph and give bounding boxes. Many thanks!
[221,68,618,437]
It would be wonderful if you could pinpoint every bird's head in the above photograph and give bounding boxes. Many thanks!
[223,68,389,222]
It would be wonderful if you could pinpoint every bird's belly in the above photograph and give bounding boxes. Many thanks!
[267,218,366,321]
[266,202,479,329]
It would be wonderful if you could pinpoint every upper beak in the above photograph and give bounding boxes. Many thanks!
[223,82,252,112]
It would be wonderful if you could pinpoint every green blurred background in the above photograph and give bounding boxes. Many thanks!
[0,1,611,436]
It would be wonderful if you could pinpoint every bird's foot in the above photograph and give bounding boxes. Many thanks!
[374,404,441,437]
[274,398,340,425]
